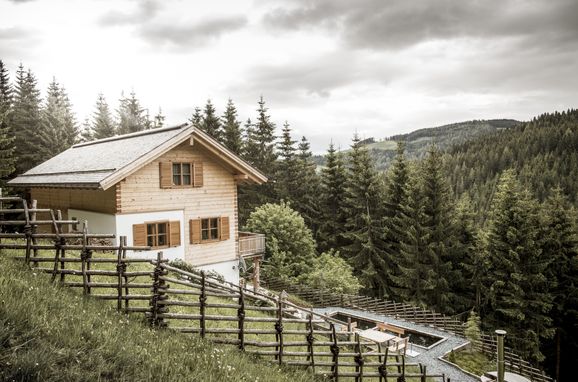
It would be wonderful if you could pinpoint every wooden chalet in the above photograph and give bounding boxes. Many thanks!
[9,123,267,283]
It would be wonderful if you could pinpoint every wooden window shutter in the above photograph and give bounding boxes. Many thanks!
[193,161,203,187]
[220,216,230,241]
[190,219,201,244]
[132,224,146,246]
[159,162,173,189]
[169,221,181,247]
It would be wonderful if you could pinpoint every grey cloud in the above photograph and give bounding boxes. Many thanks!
[98,0,160,26]
[227,52,402,106]
[0,27,30,40]
[263,0,578,51]
[139,16,248,48]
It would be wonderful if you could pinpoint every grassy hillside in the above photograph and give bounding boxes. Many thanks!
[314,119,519,170]
[0,256,315,382]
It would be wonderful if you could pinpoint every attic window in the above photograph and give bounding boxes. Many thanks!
[172,163,192,186]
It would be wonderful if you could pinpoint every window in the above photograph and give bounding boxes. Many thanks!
[201,217,219,241]
[146,222,169,248]
[172,163,192,186]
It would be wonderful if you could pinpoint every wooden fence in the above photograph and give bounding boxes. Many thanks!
[263,276,465,335]
[0,196,447,381]
[263,277,554,382]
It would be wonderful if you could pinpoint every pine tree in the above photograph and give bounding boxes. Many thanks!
[189,107,202,127]
[318,142,347,253]
[275,121,298,202]
[464,310,482,351]
[153,108,165,128]
[37,78,78,162]
[392,167,435,306]
[92,94,115,139]
[382,142,410,299]
[221,99,243,154]
[239,97,278,223]
[0,60,15,184]
[199,99,221,140]
[484,170,553,363]
[540,189,578,380]
[245,96,277,175]
[341,134,387,296]
[11,64,43,173]
[79,118,93,142]
[293,136,321,232]
[117,91,146,134]
[420,145,459,313]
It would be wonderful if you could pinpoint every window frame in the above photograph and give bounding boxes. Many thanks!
[145,220,170,249]
[171,162,193,187]
[200,217,220,243]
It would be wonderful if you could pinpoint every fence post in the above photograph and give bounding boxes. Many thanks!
[116,236,125,312]
[306,311,315,373]
[238,285,245,350]
[57,210,66,283]
[330,323,340,381]
[30,200,38,263]
[150,251,166,327]
[22,199,31,264]
[50,210,61,283]
[354,332,364,382]
[81,221,91,295]
[275,293,285,365]
[199,271,207,338]
[421,365,427,382]
[377,344,388,382]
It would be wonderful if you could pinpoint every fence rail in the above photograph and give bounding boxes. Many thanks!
[0,196,446,381]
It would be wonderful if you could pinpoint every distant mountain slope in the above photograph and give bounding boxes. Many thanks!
[314,119,520,170]
[444,109,578,213]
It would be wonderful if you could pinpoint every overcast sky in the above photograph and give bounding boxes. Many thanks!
[1,0,577,152]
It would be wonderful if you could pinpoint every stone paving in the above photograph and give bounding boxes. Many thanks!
[314,307,480,382]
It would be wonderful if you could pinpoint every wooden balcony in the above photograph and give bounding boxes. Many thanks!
[238,231,265,258]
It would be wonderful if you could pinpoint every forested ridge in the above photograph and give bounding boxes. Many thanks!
[313,119,520,170]
[0,60,577,381]
[444,110,578,214]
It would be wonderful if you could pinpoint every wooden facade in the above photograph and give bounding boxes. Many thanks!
[30,187,117,218]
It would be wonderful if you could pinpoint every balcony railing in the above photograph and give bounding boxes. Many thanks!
[239,231,265,257]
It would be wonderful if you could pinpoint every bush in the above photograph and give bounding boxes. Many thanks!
[245,202,316,280]
[300,250,362,294]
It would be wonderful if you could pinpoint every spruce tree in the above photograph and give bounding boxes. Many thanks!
[341,134,387,296]
[92,93,115,139]
[420,145,459,313]
[540,189,578,380]
[79,118,93,143]
[153,108,165,128]
[117,91,146,134]
[275,121,298,202]
[0,60,15,184]
[318,142,347,253]
[221,99,243,154]
[293,136,321,232]
[189,107,202,127]
[382,142,410,299]
[484,170,553,363]
[392,166,435,306]
[200,99,222,140]
[37,78,78,162]
[12,64,43,173]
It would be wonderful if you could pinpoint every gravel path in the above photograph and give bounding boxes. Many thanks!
[314,307,479,382]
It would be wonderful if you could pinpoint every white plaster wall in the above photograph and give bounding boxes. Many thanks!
[197,259,240,285]
[68,209,116,241]
[115,210,185,261]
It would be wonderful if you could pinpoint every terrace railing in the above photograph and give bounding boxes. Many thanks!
[238,231,265,257]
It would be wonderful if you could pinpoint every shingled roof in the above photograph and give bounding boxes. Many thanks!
[9,124,267,189]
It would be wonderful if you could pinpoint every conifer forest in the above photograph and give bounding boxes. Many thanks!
[1,60,577,381]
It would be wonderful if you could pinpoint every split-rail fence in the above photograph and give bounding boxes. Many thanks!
[0,196,448,381]
[263,272,553,382]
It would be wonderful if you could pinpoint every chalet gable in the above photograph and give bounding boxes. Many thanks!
[9,124,267,189]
